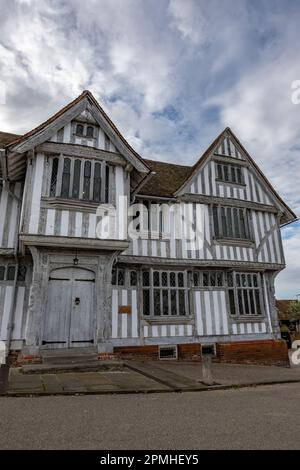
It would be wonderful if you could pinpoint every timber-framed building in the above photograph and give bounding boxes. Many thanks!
[0,91,296,364]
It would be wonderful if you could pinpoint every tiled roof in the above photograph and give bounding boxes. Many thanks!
[0,131,21,147]
[141,159,193,197]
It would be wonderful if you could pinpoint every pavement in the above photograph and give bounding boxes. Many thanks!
[3,355,300,396]
[1,382,300,449]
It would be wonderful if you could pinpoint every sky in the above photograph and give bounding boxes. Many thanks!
[0,0,299,299]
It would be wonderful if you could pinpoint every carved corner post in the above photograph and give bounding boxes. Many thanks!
[266,271,281,338]
[23,246,49,355]
[95,251,118,353]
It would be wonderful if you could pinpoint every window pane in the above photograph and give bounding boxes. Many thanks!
[216,272,223,286]
[83,161,91,201]
[253,274,258,287]
[105,165,109,203]
[227,207,233,237]
[255,290,262,314]
[93,163,102,202]
[178,272,184,287]
[243,290,250,314]
[72,159,81,199]
[61,158,71,198]
[236,167,242,184]
[233,208,239,238]
[217,164,223,179]
[236,273,241,287]
[50,157,59,197]
[171,290,177,315]
[153,271,160,287]
[143,290,150,316]
[227,272,233,287]
[229,290,236,315]
[231,166,236,183]
[76,124,83,136]
[170,272,176,287]
[130,271,137,286]
[17,265,27,282]
[224,165,229,181]
[239,209,246,238]
[249,290,256,314]
[213,205,219,238]
[203,272,209,287]
[142,271,150,286]
[0,266,5,280]
[178,291,186,315]
[162,290,169,315]
[111,269,117,285]
[7,265,16,281]
[221,207,227,237]
[162,272,168,287]
[237,290,244,314]
[210,272,216,286]
[193,272,199,287]
[241,274,247,287]
[154,289,160,316]
[86,126,94,138]
[117,269,125,286]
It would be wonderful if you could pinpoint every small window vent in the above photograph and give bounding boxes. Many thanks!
[159,345,178,360]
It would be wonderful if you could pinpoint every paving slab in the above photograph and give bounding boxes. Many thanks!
[126,361,204,390]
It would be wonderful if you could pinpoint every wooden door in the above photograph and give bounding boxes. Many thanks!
[43,267,95,348]
[69,268,95,347]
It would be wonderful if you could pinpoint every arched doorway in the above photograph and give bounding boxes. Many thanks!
[42,267,95,348]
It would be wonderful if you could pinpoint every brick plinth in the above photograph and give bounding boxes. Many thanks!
[216,339,289,366]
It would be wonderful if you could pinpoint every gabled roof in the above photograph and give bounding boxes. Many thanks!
[173,127,297,225]
[5,90,150,176]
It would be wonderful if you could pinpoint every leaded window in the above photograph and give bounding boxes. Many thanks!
[213,205,250,240]
[50,157,59,197]
[76,124,84,136]
[61,158,71,198]
[193,270,224,287]
[83,161,91,201]
[49,156,108,203]
[228,272,263,316]
[111,268,125,286]
[72,159,82,199]
[86,126,94,138]
[216,163,243,185]
[142,269,189,317]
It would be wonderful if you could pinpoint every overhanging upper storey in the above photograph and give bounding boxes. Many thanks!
[2,90,150,182]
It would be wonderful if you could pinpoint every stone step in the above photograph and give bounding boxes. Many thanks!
[21,361,125,375]
[41,347,98,365]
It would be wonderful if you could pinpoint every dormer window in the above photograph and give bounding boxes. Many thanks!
[86,126,94,138]
[76,124,84,136]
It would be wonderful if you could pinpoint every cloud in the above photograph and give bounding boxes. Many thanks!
[0,0,299,297]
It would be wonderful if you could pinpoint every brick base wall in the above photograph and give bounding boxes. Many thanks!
[216,339,289,366]
[114,344,202,361]
[114,340,289,366]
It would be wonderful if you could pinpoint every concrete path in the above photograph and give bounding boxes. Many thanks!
[3,359,300,396]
